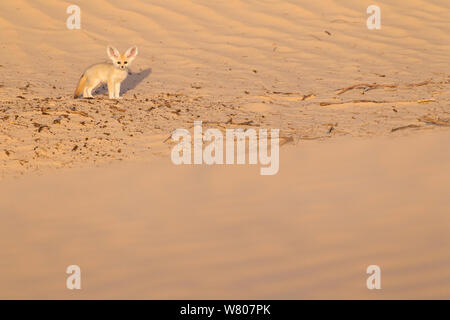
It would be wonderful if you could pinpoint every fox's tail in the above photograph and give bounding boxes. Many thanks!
[74,74,87,99]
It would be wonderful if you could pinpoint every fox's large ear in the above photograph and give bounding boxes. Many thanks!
[125,46,138,62]
[106,45,120,61]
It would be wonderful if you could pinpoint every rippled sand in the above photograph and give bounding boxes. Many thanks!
[0,0,449,177]
[0,0,449,299]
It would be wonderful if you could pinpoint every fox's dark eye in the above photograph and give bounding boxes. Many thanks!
[117,61,121,64]
[124,61,128,64]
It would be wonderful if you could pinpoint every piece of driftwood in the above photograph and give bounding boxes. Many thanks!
[335,80,440,95]
[320,99,388,106]
[418,116,450,127]
[335,83,396,95]
[391,124,421,132]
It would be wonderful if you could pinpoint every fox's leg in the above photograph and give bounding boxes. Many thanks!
[86,87,94,98]
[85,78,100,98]
[107,81,115,99]
[114,82,122,99]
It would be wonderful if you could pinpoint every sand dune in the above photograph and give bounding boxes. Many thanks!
[1,0,449,178]
[0,0,449,299]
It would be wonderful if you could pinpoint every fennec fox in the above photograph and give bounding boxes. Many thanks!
[74,45,138,99]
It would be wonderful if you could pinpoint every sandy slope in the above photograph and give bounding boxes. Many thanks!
[0,0,449,178]
[1,130,450,299]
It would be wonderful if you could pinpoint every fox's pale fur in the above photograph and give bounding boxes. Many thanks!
[74,45,138,99]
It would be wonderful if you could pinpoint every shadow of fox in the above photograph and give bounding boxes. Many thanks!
[94,68,152,96]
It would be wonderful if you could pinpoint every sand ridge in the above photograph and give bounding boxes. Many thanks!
[1,1,449,178]
[1,86,450,179]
